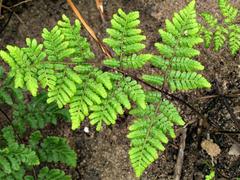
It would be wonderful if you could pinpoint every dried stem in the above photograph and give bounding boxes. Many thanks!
[174,128,187,180]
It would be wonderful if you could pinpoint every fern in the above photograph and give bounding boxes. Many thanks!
[0,127,39,179]
[0,67,23,106]
[128,0,210,177]
[128,92,185,177]
[0,6,212,178]
[201,0,240,55]
[12,92,70,134]
[39,136,77,167]
[0,14,146,131]
[0,128,75,179]
[37,167,71,180]
[142,0,210,91]
[103,9,152,69]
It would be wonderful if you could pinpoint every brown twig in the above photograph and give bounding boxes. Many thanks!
[220,96,240,130]
[174,128,187,180]
[95,0,105,22]
[10,0,32,8]
[2,5,25,25]
[0,11,13,34]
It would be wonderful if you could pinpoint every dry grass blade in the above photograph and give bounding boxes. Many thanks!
[66,0,111,58]
[96,0,105,22]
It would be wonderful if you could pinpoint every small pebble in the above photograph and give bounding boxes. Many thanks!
[84,127,90,133]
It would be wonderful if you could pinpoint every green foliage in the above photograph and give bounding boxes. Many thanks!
[39,136,77,167]
[103,9,152,69]
[128,92,184,177]
[0,66,23,106]
[205,170,215,180]
[37,167,71,180]
[143,0,211,91]
[0,6,211,179]
[201,0,240,55]
[127,0,210,177]
[0,14,146,131]
[12,92,70,134]
[0,127,39,179]
[0,128,75,179]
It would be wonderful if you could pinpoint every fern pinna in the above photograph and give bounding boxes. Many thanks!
[201,0,240,55]
[128,0,210,177]
[0,127,76,179]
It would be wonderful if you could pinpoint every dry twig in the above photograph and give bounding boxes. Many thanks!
[95,0,105,22]
[174,128,187,180]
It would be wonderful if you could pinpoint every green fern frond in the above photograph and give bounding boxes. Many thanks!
[143,0,210,91]
[200,25,213,48]
[0,127,39,177]
[57,15,94,62]
[201,12,218,28]
[168,71,211,91]
[13,93,70,134]
[0,40,45,96]
[103,9,150,69]
[142,74,164,86]
[214,26,228,51]
[37,167,71,180]
[104,9,145,55]
[218,0,238,23]
[201,0,240,55]
[128,97,184,177]
[42,26,75,62]
[229,24,240,55]
[39,136,77,167]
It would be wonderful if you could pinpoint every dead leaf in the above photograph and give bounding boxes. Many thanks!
[228,143,240,156]
[201,139,221,157]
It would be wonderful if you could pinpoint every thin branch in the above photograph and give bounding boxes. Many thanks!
[10,0,32,8]
[174,128,187,180]
[95,0,105,22]
[220,96,240,130]
[0,11,13,34]
[2,5,25,25]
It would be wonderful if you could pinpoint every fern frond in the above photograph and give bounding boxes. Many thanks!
[201,1,240,55]
[0,127,39,177]
[37,167,71,180]
[143,0,210,91]
[229,24,240,55]
[168,71,211,91]
[0,40,45,96]
[200,25,213,48]
[13,93,69,134]
[104,9,145,56]
[201,12,218,28]
[218,0,238,23]
[214,26,228,51]
[42,26,75,62]
[103,9,150,69]
[128,97,184,177]
[57,15,94,62]
[39,136,77,167]
[142,74,164,86]
[46,67,82,108]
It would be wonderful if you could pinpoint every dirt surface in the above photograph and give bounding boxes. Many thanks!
[0,0,240,179]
